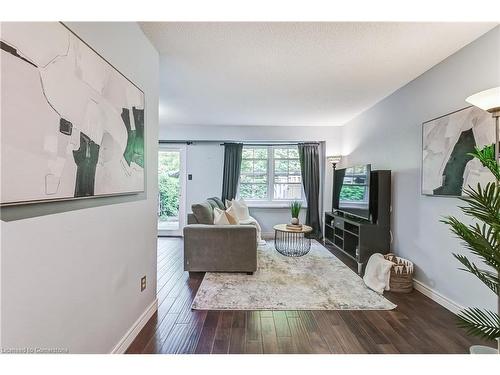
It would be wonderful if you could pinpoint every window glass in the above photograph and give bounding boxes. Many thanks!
[240,145,303,202]
[239,147,269,200]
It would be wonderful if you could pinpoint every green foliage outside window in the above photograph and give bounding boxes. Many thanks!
[158,174,179,219]
[240,183,267,200]
[158,152,180,219]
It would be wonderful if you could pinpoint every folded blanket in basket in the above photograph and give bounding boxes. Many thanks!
[363,253,394,294]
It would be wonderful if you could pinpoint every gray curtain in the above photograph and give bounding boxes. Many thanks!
[298,143,321,239]
[221,143,243,202]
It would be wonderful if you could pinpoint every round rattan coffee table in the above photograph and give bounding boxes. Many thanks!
[273,224,313,257]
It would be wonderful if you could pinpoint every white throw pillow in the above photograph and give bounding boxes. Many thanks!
[213,206,239,225]
[225,198,251,221]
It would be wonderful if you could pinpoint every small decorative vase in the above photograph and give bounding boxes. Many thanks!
[291,217,299,225]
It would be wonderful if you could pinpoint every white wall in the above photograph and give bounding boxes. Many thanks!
[0,22,159,353]
[161,126,343,235]
[340,26,500,311]
[185,143,224,212]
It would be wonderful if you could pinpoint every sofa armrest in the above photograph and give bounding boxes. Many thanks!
[183,224,257,272]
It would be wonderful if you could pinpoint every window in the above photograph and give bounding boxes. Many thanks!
[273,147,302,200]
[239,145,304,203]
[240,147,269,200]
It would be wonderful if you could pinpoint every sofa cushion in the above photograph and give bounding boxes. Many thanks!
[205,199,218,210]
[226,198,251,221]
[207,196,226,210]
[191,201,214,224]
[213,206,239,225]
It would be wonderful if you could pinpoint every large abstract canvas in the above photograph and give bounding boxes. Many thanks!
[0,22,145,206]
[422,106,495,196]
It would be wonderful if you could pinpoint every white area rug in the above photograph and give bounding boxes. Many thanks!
[191,241,397,310]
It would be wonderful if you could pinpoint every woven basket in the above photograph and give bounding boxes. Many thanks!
[384,253,414,293]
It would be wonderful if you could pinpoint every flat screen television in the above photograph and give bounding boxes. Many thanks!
[333,164,372,221]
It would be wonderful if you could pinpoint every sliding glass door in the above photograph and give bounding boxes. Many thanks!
[158,144,186,236]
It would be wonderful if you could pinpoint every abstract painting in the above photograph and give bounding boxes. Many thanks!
[0,22,145,205]
[422,106,495,196]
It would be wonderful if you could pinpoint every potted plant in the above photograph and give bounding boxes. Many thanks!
[442,144,499,354]
[290,200,302,225]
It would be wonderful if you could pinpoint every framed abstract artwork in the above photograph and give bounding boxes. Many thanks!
[422,106,495,197]
[0,22,145,206]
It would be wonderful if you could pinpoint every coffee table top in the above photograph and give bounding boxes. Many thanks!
[273,223,313,233]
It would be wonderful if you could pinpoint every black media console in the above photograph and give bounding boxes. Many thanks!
[324,170,391,274]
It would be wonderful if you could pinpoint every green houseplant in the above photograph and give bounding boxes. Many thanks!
[442,144,500,352]
[290,200,302,225]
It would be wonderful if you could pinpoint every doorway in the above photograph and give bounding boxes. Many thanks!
[158,144,186,236]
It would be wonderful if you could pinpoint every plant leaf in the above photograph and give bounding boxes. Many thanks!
[457,307,500,341]
[442,143,500,341]
[468,144,500,180]
[442,216,500,270]
[453,253,499,295]
[460,182,500,231]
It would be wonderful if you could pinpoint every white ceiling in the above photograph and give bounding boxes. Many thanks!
[140,22,497,127]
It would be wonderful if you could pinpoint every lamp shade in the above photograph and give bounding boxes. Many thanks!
[327,155,342,165]
[465,87,500,113]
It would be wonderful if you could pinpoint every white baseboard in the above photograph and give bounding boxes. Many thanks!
[413,279,463,315]
[111,298,158,354]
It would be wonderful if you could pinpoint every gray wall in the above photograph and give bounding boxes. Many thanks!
[163,126,343,235]
[0,22,159,353]
[340,26,500,311]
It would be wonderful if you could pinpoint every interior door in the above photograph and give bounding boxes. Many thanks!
[158,144,186,236]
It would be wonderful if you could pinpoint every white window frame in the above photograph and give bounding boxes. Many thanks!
[238,145,306,207]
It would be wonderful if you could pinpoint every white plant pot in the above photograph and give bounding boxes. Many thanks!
[470,339,499,354]
[291,217,299,225]
[469,345,498,354]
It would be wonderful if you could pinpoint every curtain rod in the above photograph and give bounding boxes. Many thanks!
[219,142,320,146]
[158,140,321,146]
[159,140,205,144]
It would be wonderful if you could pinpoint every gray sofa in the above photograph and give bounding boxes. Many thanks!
[183,197,257,274]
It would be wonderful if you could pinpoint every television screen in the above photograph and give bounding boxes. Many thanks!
[333,164,371,220]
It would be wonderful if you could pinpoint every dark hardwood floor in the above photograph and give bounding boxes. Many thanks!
[126,237,491,354]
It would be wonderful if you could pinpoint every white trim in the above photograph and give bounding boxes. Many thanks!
[247,202,307,209]
[413,279,463,315]
[111,298,158,354]
[247,203,290,208]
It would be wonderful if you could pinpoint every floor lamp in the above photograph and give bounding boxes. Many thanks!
[327,155,342,212]
[465,86,500,354]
